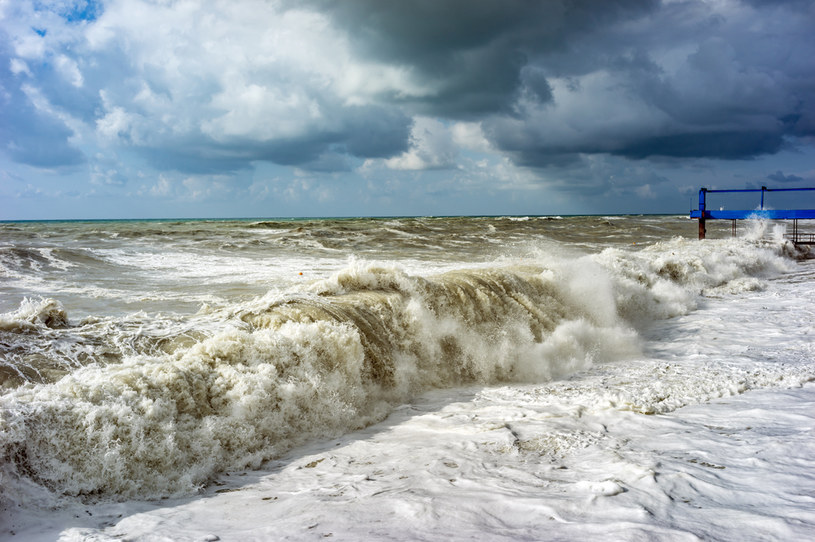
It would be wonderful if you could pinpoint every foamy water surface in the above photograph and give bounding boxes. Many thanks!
[1,216,813,541]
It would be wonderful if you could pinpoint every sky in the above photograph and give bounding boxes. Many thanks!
[0,0,813,220]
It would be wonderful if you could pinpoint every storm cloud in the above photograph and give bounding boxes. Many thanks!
[307,0,813,164]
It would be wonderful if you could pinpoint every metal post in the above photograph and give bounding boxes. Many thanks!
[698,188,707,239]
[760,186,766,210]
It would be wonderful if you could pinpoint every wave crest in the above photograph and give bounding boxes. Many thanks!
[0,236,798,503]
[0,298,69,332]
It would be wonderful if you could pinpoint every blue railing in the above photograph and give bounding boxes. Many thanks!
[690,186,815,239]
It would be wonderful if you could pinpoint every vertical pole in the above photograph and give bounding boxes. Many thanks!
[698,188,707,239]
[760,186,766,210]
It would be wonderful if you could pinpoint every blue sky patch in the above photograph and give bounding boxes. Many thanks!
[62,0,103,23]
[34,0,103,24]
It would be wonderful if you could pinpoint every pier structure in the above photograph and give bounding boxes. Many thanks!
[690,186,815,243]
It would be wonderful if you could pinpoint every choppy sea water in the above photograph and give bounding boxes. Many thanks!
[1,215,813,520]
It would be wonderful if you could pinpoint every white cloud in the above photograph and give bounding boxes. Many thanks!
[54,54,83,87]
[202,83,324,142]
[451,122,492,153]
[144,173,237,201]
[96,104,137,142]
[635,184,656,199]
[9,58,31,77]
[85,1,378,142]
[149,175,172,197]
[385,117,457,171]
[90,164,126,186]
[11,31,46,60]
[182,176,224,201]
[60,0,414,167]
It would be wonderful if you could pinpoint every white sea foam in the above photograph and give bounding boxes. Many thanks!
[0,232,806,506]
[0,297,69,332]
[1,217,814,540]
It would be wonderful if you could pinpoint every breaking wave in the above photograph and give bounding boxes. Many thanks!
[0,297,69,332]
[0,235,799,503]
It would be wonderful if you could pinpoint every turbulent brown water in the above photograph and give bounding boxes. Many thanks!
[1,215,811,503]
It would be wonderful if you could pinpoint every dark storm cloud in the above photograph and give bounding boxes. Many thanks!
[312,0,814,164]
[142,137,341,175]
[342,106,414,158]
[767,170,805,184]
[309,0,661,72]
[138,105,411,175]
[614,131,787,160]
[309,0,659,117]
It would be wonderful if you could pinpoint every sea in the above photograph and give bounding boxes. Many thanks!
[1,215,813,541]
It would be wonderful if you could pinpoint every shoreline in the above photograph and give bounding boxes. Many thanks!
[4,381,813,541]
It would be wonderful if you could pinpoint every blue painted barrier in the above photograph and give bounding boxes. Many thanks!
[690,187,815,240]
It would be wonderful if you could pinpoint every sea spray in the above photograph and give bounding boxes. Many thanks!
[0,300,210,390]
[0,264,639,502]
[0,232,801,503]
[0,297,69,331]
